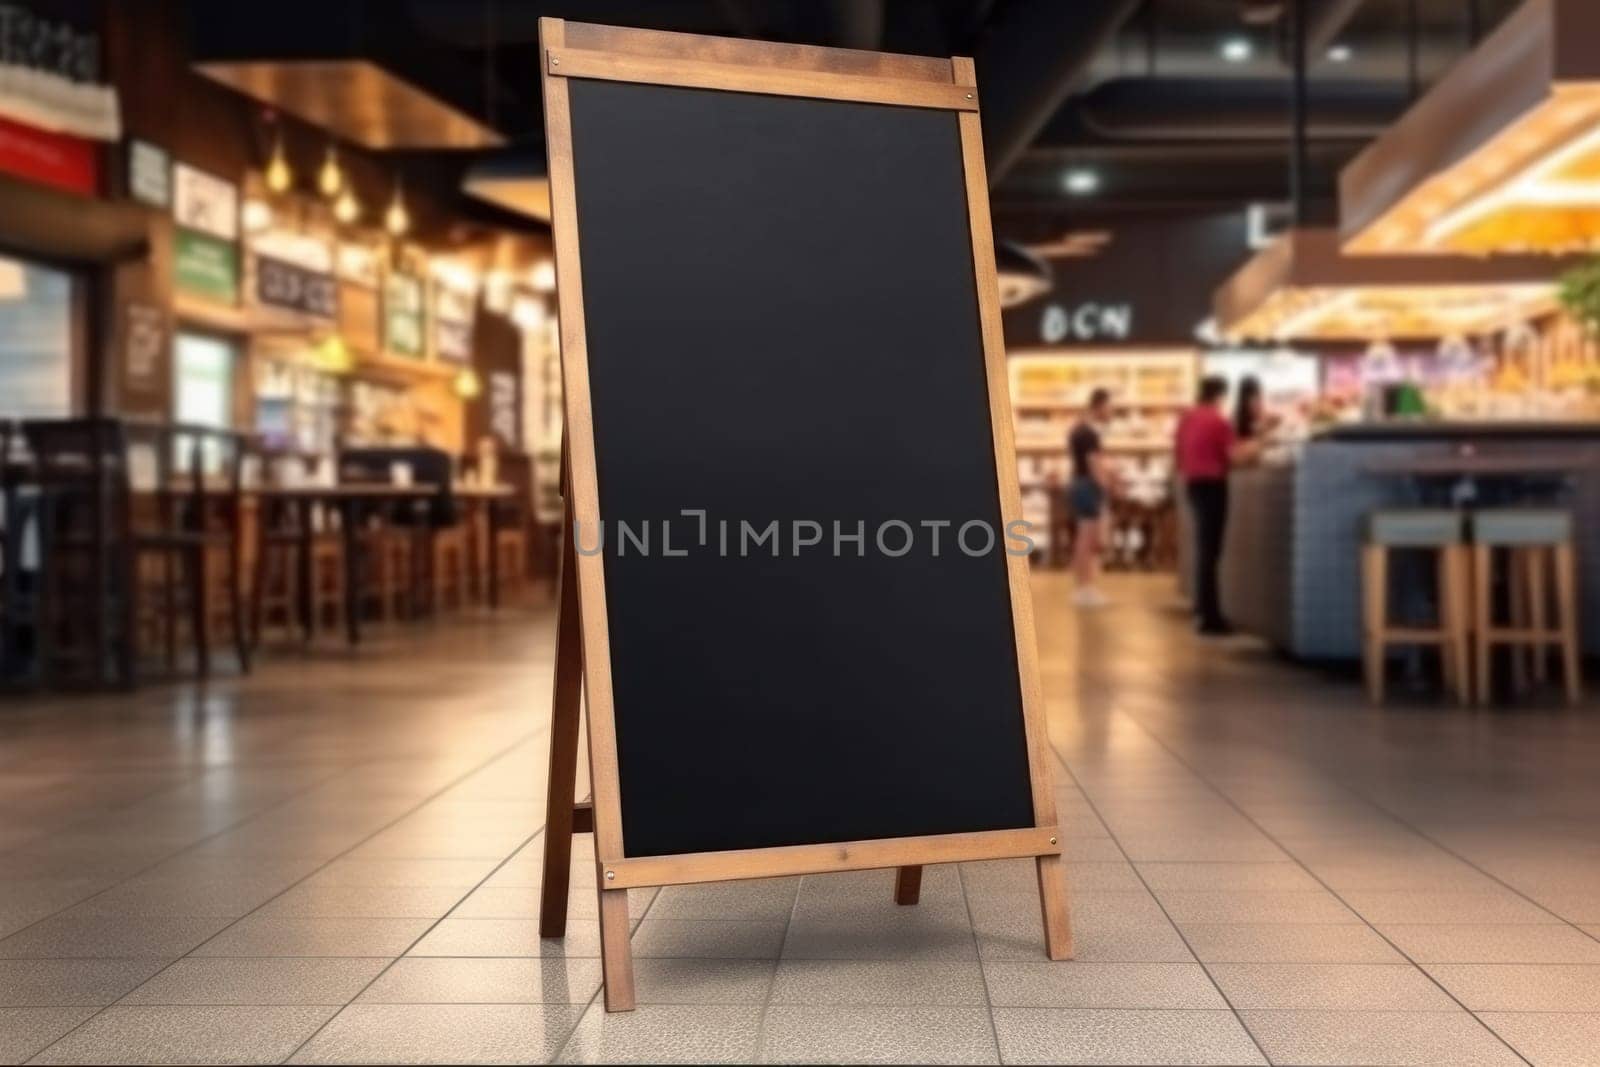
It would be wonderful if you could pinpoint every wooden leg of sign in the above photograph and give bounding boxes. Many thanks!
[1036,853,1074,960]
[894,866,923,905]
[538,518,585,938]
[596,885,636,1012]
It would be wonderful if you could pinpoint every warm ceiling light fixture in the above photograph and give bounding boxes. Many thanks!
[265,127,293,194]
[242,197,274,233]
[384,178,410,237]
[1062,168,1100,196]
[334,186,360,225]
[529,259,556,293]
[318,144,344,199]
[1214,229,1569,342]
[1028,230,1114,259]
[453,367,482,399]
[1341,0,1600,256]
[462,148,551,223]
[511,295,548,331]
[995,240,1053,309]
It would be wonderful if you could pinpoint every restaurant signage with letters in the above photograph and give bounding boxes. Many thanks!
[0,109,94,193]
[384,273,424,357]
[172,163,237,240]
[1039,301,1134,343]
[175,228,239,303]
[488,370,519,447]
[172,162,239,302]
[433,284,474,362]
[127,138,169,207]
[121,301,168,400]
[0,2,120,141]
[256,254,338,320]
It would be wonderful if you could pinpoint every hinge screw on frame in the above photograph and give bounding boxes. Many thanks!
[1049,836,1057,845]
[605,870,615,881]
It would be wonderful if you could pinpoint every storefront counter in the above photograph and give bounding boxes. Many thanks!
[1210,423,1600,660]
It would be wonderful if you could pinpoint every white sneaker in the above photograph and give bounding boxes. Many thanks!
[1073,586,1110,609]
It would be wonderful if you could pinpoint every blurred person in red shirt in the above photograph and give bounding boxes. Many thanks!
[1175,376,1258,635]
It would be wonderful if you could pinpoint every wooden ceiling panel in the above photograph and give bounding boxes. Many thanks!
[195,59,503,150]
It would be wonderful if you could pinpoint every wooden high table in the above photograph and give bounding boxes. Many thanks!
[255,482,518,646]
[1363,451,1593,507]
[256,484,437,647]
[453,484,517,610]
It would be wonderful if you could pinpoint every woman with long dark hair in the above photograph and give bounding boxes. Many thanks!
[1233,375,1264,441]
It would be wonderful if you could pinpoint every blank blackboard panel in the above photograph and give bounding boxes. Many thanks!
[569,78,1034,858]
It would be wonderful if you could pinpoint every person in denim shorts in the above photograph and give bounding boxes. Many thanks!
[1068,387,1114,608]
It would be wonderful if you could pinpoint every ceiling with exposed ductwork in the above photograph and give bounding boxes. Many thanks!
[186,0,1526,241]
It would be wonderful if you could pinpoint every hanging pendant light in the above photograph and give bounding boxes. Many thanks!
[384,178,411,237]
[265,127,293,194]
[334,186,360,225]
[318,144,344,199]
[453,367,482,399]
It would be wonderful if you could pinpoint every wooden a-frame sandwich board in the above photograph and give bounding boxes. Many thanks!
[535,17,1073,1012]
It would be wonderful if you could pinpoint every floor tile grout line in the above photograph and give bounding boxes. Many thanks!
[275,736,586,1064]
[1096,698,1536,1066]
[956,862,1006,1065]
[548,841,666,1063]
[0,675,313,854]
[1097,621,1600,942]
[24,730,545,1065]
[1226,757,1600,950]
[751,868,806,1063]
[1049,758,1277,1067]
[0,759,219,862]
[0,717,386,915]
[278,824,563,1063]
[0,759,365,947]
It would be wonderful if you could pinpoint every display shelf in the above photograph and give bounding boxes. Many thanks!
[1012,401,1188,414]
[1015,441,1172,455]
[1009,348,1199,411]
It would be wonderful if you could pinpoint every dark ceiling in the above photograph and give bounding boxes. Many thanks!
[187,0,1525,238]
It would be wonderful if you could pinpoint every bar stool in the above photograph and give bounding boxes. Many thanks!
[432,525,470,611]
[1470,509,1581,705]
[495,526,527,597]
[311,532,344,632]
[1362,509,1471,704]
[360,524,413,622]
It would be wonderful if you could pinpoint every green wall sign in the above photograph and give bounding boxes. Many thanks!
[384,273,425,358]
[175,227,239,303]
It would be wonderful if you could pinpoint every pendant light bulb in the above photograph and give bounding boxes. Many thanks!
[265,131,292,194]
[384,180,410,237]
[453,367,482,399]
[318,145,344,199]
[334,186,360,225]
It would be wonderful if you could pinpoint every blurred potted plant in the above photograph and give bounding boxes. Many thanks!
[1555,258,1600,404]
[1558,257,1600,334]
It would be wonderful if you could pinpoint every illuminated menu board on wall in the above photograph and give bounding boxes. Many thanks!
[335,243,380,353]
[433,284,475,362]
[383,273,424,358]
[255,255,338,319]
[172,163,239,303]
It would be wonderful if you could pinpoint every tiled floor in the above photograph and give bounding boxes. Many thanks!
[1,573,1598,1063]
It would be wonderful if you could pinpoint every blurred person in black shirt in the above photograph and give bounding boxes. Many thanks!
[1068,387,1115,608]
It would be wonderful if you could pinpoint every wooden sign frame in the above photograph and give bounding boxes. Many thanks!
[536,17,1072,1012]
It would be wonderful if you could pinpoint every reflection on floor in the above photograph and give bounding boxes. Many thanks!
[0,573,1597,1063]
